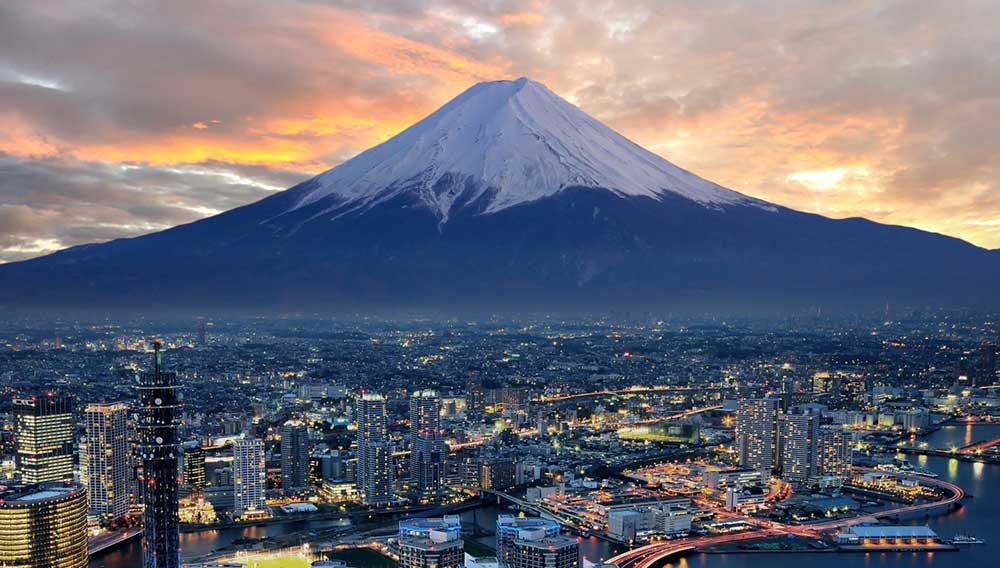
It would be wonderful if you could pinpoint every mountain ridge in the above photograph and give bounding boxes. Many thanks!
[0,77,997,314]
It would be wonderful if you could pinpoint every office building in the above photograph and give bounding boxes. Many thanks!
[13,392,74,484]
[310,450,343,484]
[136,340,181,567]
[182,441,207,488]
[233,438,267,517]
[495,515,561,567]
[735,398,778,475]
[410,390,446,502]
[356,393,394,505]
[398,519,464,568]
[779,412,819,482]
[81,402,130,523]
[280,419,310,490]
[0,482,89,568]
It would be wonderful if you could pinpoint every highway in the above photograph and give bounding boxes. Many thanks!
[605,467,964,568]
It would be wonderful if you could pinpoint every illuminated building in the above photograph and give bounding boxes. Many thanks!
[233,438,267,517]
[0,482,88,568]
[136,340,181,568]
[495,515,560,567]
[356,393,394,505]
[735,398,778,475]
[13,392,74,484]
[507,534,578,568]
[81,402,130,523]
[779,412,819,482]
[280,420,310,490]
[398,519,464,568]
[181,441,207,488]
[816,427,853,479]
[410,390,445,502]
[178,489,217,524]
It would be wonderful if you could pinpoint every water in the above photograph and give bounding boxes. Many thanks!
[88,519,345,567]
[672,424,1000,568]
[92,424,1000,567]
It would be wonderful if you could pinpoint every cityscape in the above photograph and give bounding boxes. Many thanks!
[0,313,996,567]
[1,2,998,568]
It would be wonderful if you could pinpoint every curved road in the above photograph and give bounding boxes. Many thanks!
[607,467,964,568]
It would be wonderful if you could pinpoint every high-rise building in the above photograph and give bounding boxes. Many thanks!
[233,438,267,517]
[979,342,997,386]
[816,427,853,479]
[181,441,207,488]
[507,534,578,568]
[356,393,394,505]
[280,419,310,491]
[397,517,464,568]
[779,412,819,482]
[13,392,74,484]
[81,402,130,523]
[495,515,561,567]
[0,482,89,568]
[410,390,445,502]
[735,398,778,475]
[136,340,181,568]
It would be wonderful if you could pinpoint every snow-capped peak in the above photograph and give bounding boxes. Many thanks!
[288,77,774,221]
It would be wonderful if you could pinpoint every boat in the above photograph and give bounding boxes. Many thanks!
[951,534,985,545]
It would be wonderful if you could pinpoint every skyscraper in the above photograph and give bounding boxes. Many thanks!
[817,427,854,480]
[181,441,207,488]
[136,340,181,568]
[233,438,267,517]
[82,402,130,523]
[280,419,310,490]
[356,393,394,505]
[13,392,74,484]
[735,398,778,475]
[979,342,997,386]
[410,390,446,502]
[779,412,819,482]
[0,483,89,568]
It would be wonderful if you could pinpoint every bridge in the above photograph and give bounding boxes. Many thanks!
[957,435,1000,455]
[604,467,964,568]
[536,386,731,404]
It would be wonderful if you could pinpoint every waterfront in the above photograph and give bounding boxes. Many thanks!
[673,424,1000,568]
[90,424,999,567]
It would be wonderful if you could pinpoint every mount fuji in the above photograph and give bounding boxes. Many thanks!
[1,78,997,314]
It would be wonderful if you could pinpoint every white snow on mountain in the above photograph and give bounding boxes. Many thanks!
[288,77,777,221]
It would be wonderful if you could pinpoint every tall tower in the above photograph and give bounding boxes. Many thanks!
[280,419,310,490]
[82,402,130,523]
[778,412,819,482]
[410,390,446,502]
[735,398,778,475]
[233,438,267,517]
[13,392,74,484]
[356,393,394,505]
[136,340,181,568]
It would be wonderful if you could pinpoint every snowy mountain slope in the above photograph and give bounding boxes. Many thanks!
[288,77,775,223]
[0,77,998,314]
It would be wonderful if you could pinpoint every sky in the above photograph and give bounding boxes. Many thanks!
[1,0,998,263]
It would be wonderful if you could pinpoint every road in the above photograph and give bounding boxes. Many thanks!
[605,466,964,568]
